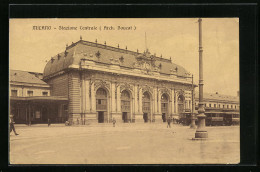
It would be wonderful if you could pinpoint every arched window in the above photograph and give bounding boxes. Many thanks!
[121,90,130,112]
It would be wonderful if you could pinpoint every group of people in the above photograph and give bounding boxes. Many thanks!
[9,113,173,135]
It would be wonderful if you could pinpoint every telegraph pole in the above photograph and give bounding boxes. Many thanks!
[194,18,208,139]
[190,74,196,129]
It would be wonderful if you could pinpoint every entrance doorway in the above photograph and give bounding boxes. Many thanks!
[143,113,148,123]
[121,90,131,123]
[96,88,108,123]
[162,113,166,122]
[98,111,104,123]
[122,112,128,123]
[142,91,151,123]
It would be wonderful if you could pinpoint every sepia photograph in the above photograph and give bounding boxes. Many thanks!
[9,18,240,164]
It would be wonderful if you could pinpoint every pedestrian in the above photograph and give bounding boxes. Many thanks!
[10,114,19,136]
[48,118,51,127]
[112,118,116,127]
[167,116,171,128]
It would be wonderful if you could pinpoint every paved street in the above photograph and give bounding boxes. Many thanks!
[10,123,240,164]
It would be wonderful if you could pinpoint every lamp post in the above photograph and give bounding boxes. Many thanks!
[190,74,196,129]
[194,18,208,139]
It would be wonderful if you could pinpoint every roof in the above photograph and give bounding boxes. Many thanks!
[43,39,190,78]
[195,92,239,102]
[10,70,49,86]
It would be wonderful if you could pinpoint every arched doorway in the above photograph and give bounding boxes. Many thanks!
[121,90,131,123]
[142,91,151,123]
[161,93,169,122]
[178,95,185,114]
[96,88,108,123]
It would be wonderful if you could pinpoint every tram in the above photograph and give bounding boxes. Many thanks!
[179,111,239,126]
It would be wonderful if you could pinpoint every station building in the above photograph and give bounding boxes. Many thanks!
[42,39,194,124]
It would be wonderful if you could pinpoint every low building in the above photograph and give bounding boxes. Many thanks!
[195,92,240,125]
[43,39,195,124]
[9,70,68,124]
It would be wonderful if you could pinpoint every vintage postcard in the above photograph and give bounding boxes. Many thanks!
[9,18,239,164]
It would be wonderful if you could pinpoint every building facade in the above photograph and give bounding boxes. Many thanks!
[43,39,194,124]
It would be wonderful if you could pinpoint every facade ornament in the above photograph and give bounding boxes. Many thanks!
[159,88,172,101]
[177,89,185,97]
[120,83,133,93]
[142,85,153,95]
[94,80,110,91]
[119,56,124,63]
[95,51,101,58]
[134,49,158,74]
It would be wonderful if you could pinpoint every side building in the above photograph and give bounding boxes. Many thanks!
[43,39,196,124]
[195,92,240,126]
[9,70,68,124]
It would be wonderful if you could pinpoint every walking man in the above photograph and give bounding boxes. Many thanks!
[48,118,51,127]
[10,114,19,135]
[112,118,116,127]
[167,116,171,128]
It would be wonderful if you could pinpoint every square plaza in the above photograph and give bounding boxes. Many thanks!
[10,124,239,164]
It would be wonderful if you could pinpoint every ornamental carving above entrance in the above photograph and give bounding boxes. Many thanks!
[142,85,153,95]
[120,83,133,93]
[176,89,185,97]
[159,88,172,101]
[94,80,110,91]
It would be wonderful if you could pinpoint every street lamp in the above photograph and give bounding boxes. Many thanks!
[194,18,208,139]
[190,74,196,129]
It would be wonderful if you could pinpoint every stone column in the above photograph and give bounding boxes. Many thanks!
[111,82,116,113]
[111,84,122,123]
[158,90,161,114]
[154,87,161,122]
[175,91,178,115]
[91,82,96,112]
[85,81,97,123]
[81,74,86,124]
[135,86,143,122]
[171,89,175,114]
[85,80,90,112]
[154,88,158,113]
[116,85,121,113]
[133,85,138,122]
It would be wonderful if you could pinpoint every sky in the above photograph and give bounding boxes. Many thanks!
[9,18,239,96]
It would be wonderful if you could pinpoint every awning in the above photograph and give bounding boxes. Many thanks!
[10,96,68,102]
[205,111,240,115]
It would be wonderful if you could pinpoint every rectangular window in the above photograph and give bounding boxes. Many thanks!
[223,105,225,108]
[219,104,220,108]
[227,105,229,108]
[98,99,101,104]
[214,104,216,108]
[209,104,211,107]
[42,91,48,96]
[27,91,33,97]
[11,90,18,97]
[231,105,233,108]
